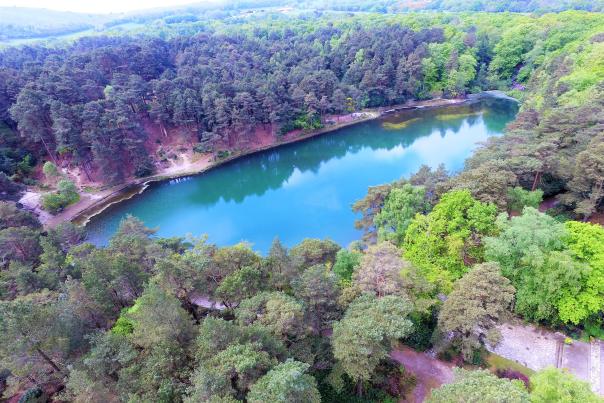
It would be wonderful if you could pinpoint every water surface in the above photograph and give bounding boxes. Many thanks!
[86,97,518,253]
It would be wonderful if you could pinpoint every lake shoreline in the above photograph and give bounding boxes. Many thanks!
[34,94,491,228]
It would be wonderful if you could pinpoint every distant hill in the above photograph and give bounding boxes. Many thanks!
[0,7,110,40]
[1,0,603,44]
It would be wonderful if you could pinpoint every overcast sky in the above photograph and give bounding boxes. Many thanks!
[0,0,205,14]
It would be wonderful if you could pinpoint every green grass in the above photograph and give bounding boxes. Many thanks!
[82,186,101,193]
[487,353,535,377]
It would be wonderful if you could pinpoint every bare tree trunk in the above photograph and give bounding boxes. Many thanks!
[531,171,541,191]
[82,160,93,182]
[39,134,59,166]
[356,380,364,397]
[35,347,63,375]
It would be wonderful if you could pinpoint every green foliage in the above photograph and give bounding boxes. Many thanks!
[16,155,34,176]
[374,184,429,245]
[290,238,340,269]
[188,343,276,401]
[216,266,264,309]
[41,179,79,214]
[124,284,195,349]
[489,23,538,81]
[566,134,604,218]
[0,291,85,381]
[42,161,59,179]
[507,187,544,212]
[332,248,361,283]
[530,367,600,403]
[403,190,498,292]
[235,292,305,340]
[216,150,230,159]
[111,304,140,335]
[4,8,604,403]
[247,359,321,403]
[437,262,515,362]
[0,201,40,230]
[18,386,46,403]
[279,113,323,135]
[485,208,590,324]
[292,264,341,334]
[557,221,604,324]
[428,368,529,403]
[332,293,413,384]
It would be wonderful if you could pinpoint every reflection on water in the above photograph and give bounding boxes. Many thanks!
[85,97,518,253]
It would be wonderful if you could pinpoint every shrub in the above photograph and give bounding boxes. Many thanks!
[41,179,79,214]
[216,150,230,159]
[193,143,210,153]
[279,113,323,135]
[42,161,58,179]
[507,187,543,212]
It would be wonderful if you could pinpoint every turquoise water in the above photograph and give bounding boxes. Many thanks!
[85,97,518,253]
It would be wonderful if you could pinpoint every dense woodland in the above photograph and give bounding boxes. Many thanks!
[2,4,604,403]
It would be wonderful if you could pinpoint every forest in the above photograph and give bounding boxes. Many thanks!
[2,3,604,402]
[3,0,604,42]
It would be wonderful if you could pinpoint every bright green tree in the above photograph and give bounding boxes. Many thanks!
[332,248,361,283]
[374,184,429,245]
[403,189,498,292]
[485,208,588,323]
[530,368,600,403]
[125,284,195,349]
[507,187,544,213]
[557,221,604,325]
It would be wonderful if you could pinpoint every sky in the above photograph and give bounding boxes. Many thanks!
[0,0,206,14]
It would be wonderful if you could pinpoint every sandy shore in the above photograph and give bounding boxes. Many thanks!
[24,96,471,228]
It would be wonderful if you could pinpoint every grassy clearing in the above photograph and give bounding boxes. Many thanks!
[487,353,535,377]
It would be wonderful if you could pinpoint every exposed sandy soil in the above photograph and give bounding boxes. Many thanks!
[390,346,454,402]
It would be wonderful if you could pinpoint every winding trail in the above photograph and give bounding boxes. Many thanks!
[390,346,454,402]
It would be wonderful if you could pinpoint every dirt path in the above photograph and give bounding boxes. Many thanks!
[390,346,454,402]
